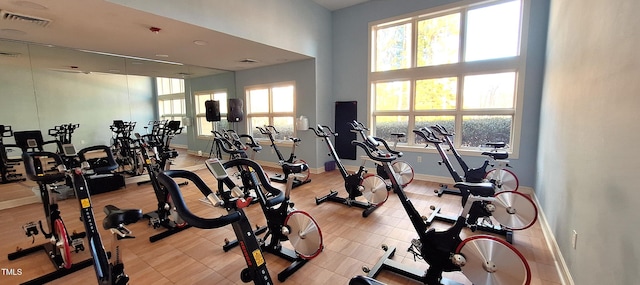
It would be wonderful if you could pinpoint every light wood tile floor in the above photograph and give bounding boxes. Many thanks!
[0,152,562,285]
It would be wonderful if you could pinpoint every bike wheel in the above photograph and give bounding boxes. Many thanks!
[491,191,538,230]
[392,160,414,186]
[456,235,531,285]
[293,159,310,182]
[485,168,519,192]
[360,174,388,205]
[54,219,72,269]
[284,210,323,259]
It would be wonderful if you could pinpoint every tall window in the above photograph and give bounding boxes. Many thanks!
[157,77,186,130]
[246,82,296,139]
[370,0,525,152]
[194,90,228,136]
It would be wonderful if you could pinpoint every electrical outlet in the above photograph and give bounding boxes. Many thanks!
[417,156,422,163]
[572,230,578,249]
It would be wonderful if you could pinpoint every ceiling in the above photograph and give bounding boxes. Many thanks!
[0,0,368,78]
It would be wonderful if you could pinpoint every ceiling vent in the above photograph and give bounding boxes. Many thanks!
[1,10,51,27]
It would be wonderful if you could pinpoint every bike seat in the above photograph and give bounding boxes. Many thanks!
[390,133,406,138]
[481,151,508,160]
[289,137,301,143]
[486,142,506,148]
[454,182,494,197]
[102,205,143,230]
[283,161,308,174]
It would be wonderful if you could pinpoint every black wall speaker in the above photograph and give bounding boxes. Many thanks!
[227,98,244,122]
[205,100,221,122]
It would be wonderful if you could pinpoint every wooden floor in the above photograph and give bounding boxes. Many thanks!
[0,152,563,285]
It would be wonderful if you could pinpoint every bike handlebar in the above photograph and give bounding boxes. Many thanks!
[413,128,443,144]
[351,140,397,162]
[156,170,243,229]
[22,152,67,182]
[309,124,337,138]
[430,124,452,136]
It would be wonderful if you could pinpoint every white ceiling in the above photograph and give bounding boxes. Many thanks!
[0,0,369,78]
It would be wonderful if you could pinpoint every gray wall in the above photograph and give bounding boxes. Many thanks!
[539,0,640,283]
[331,0,549,187]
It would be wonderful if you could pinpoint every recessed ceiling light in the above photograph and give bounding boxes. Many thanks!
[155,54,169,58]
[193,40,208,46]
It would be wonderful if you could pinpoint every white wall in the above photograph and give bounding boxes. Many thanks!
[539,0,640,283]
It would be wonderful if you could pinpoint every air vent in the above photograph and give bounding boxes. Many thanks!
[0,51,21,57]
[1,10,51,27]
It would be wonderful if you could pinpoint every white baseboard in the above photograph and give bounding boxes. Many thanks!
[528,190,575,285]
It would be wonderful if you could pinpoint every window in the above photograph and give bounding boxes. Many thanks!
[245,83,296,140]
[156,77,186,130]
[194,90,228,136]
[370,0,526,152]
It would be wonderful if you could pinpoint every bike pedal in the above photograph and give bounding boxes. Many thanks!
[150,217,161,228]
[22,222,39,237]
[72,238,85,252]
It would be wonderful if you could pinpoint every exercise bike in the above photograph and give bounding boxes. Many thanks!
[0,125,25,184]
[13,145,142,285]
[349,120,415,187]
[256,125,311,188]
[430,124,519,193]
[156,166,275,284]
[109,120,143,176]
[311,124,388,217]
[351,138,532,285]
[414,128,538,243]
[208,157,323,282]
[132,133,191,243]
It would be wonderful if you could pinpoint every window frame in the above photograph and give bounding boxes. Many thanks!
[368,0,529,158]
[156,77,187,132]
[194,89,228,138]
[245,81,297,142]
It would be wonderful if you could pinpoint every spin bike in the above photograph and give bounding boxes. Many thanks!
[1,125,25,184]
[311,124,389,217]
[207,157,323,282]
[350,120,415,187]
[12,145,142,285]
[351,139,532,285]
[256,125,311,188]
[109,120,143,176]
[156,167,275,284]
[430,124,519,192]
[132,133,191,243]
[414,128,538,243]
